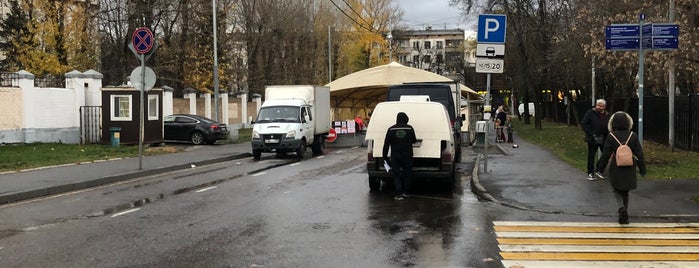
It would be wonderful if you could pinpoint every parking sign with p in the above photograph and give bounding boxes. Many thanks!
[477,14,507,44]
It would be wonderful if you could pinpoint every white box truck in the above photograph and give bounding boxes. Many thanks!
[251,85,331,160]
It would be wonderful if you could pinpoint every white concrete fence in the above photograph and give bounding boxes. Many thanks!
[0,70,259,144]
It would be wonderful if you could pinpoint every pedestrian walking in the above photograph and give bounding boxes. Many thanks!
[496,106,507,143]
[382,112,417,200]
[595,111,646,224]
[581,99,609,180]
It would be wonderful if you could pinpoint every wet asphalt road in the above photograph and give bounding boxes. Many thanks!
[0,146,608,267]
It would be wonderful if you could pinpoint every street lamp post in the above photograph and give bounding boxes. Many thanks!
[212,0,220,122]
[387,32,393,62]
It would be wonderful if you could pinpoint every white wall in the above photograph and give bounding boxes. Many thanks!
[0,70,99,144]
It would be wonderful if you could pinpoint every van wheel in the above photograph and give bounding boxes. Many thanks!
[368,176,380,192]
[253,150,262,160]
[447,165,456,191]
[455,147,462,163]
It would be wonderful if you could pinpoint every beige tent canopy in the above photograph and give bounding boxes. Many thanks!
[326,62,481,109]
[325,62,481,120]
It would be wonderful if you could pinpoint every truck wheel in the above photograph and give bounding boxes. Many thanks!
[253,150,261,160]
[311,137,324,155]
[368,176,380,192]
[296,140,306,159]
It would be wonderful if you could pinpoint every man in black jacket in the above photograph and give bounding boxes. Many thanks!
[581,99,609,181]
[382,112,417,200]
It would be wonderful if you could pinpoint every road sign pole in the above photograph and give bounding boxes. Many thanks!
[638,14,645,146]
[139,53,145,170]
[669,0,676,151]
[484,73,491,172]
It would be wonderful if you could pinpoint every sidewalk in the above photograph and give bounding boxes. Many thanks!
[470,132,699,221]
[0,142,252,204]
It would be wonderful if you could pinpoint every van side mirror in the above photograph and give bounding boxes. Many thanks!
[460,114,466,121]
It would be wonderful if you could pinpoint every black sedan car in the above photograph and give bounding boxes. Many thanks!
[163,114,229,145]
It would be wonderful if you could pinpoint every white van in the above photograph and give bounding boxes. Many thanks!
[365,101,456,192]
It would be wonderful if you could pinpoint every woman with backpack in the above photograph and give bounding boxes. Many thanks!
[596,111,647,224]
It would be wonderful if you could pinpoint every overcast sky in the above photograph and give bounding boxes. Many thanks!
[394,0,476,35]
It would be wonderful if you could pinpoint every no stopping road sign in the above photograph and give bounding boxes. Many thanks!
[132,27,154,54]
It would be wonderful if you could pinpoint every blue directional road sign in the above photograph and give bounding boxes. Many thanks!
[606,23,679,50]
[653,23,679,37]
[606,38,639,50]
[652,37,679,49]
[477,14,507,43]
[605,24,639,38]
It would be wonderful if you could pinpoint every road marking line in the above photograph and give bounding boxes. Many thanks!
[499,244,699,253]
[495,221,699,264]
[495,225,699,233]
[497,238,699,246]
[110,208,141,218]
[494,221,699,228]
[195,186,217,193]
[315,155,325,159]
[496,231,699,239]
[251,172,266,177]
[500,260,699,268]
[500,252,699,261]
[290,162,301,166]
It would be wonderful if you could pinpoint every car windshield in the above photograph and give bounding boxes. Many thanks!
[255,106,300,123]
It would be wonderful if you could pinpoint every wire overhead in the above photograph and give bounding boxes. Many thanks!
[329,0,379,33]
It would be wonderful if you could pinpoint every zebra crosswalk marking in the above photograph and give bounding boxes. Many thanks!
[494,221,699,267]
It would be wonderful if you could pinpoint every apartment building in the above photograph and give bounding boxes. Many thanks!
[391,27,467,80]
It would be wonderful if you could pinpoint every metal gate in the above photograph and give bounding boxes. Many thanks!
[80,106,102,144]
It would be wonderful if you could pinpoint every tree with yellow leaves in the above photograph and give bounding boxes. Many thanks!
[13,0,99,76]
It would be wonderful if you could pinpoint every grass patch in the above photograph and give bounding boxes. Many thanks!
[0,143,180,172]
[513,119,699,180]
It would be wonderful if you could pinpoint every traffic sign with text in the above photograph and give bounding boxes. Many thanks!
[605,24,639,38]
[605,23,679,50]
[475,58,504,73]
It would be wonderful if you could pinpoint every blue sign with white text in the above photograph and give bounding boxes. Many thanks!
[605,25,639,38]
[606,23,679,50]
[652,24,679,37]
[652,37,679,49]
[477,14,507,43]
[606,38,639,50]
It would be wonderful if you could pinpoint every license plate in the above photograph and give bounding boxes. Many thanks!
[265,139,279,143]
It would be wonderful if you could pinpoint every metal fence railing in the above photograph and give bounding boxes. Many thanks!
[535,96,699,152]
[0,72,19,87]
[34,74,65,88]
